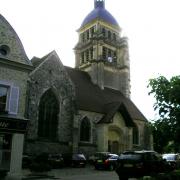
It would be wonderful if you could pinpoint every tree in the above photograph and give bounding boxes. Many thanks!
[148,75,180,152]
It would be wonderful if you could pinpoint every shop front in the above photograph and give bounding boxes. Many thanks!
[0,114,28,175]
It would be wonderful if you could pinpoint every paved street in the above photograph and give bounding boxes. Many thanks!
[24,165,119,180]
[5,165,119,180]
[5,165,139,180]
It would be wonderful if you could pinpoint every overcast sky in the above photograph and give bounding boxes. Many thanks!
[1,0,180,120]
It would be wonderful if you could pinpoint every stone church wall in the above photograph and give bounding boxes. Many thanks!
[74,110,103,156]
[24,54,75,155]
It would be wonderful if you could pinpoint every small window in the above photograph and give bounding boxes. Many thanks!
[86,50,89,61]
[102,46,107,60]
[90,47,93,60]
[0,84,19,114]
[82,33,85,42]
[87,30,90,40]
[113,33,116,41]
[0,86,8,112]
[90,26,95,37]
[108,31,111,39]
[102,28,106,37]
[81,52,84,64]
[133,126,139,145]
[0,45,10,56]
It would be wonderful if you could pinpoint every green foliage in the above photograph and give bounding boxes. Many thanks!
[148,75,180,152]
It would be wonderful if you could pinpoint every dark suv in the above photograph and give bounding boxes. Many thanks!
[115,150,172,180]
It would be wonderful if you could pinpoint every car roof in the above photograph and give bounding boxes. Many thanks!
[163,153,179,156]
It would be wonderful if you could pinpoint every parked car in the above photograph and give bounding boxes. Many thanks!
[22,154,33,168]
[63,153,87,167]
[29,153,52,172]
[93,152,119,170]
[163,153,180,170]
[48,153,64,168]
[72,153,86,167]
[0,169,8,178]
[115,150,172,180]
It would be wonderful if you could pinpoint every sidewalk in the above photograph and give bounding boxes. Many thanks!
[4,169,61,180]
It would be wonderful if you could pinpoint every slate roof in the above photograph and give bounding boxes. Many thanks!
[65,66,147,126]
[30,53,147,126]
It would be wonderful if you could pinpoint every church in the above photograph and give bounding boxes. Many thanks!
[0,0,153,174]
[25,0,153,155]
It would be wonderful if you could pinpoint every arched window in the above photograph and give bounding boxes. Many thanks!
[38,89,59,140]
[133,126,139,145]
[80,117,91,142]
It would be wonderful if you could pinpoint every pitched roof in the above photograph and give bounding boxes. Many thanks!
[65,66,147,126]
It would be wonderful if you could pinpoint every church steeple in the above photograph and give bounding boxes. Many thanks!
[94,0,105,9]
[74,0,130,98]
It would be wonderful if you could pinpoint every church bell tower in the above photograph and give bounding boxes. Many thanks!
[74,0,130,98]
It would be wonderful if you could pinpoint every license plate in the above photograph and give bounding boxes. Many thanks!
[124,164,133,167]
[97,160,102,163]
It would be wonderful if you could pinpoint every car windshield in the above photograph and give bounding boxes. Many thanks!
[163,154,176,161]
[119,153,142,160]
[73,154,85,160]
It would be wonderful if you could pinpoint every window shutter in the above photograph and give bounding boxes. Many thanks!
[9,86,19,114]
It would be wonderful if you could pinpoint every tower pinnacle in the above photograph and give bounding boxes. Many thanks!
[94,0,105,9]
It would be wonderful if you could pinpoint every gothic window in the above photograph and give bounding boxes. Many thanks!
[133,126,139,145]
[38,89,59,140]
[80,117,91,142]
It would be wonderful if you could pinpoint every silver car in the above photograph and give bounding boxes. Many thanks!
[163,153,180,170]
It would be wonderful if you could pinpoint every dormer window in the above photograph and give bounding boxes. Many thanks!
[0,45,10,56]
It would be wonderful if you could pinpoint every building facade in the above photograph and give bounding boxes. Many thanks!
[0,14,32,175]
